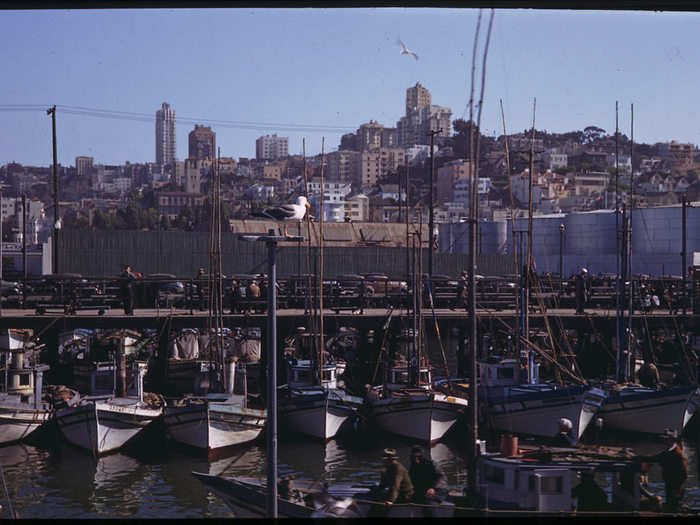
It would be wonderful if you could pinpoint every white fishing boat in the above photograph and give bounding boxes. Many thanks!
[596,383,700,436]
[368,363,468,444]
[475,358,607,442]
[0,330,79,445]
[56,362,163,455]
[279,360,361,441]
[163,392,266,453]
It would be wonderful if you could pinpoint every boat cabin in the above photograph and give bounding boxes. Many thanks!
[288,360,339,390]
[477,446,648,513]
[479,358,540,388]
[385,364,432,391]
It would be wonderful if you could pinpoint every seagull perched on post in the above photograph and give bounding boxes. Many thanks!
[251,196,311,237]
[398,39,419,60]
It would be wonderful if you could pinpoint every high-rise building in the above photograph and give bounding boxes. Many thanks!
[155,103,176,166]
[75,156,94,177]
[188,125,216,161]
[406,82,431,115]
[256,134,289,161]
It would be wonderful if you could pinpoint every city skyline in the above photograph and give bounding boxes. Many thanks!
[1,8,700,166]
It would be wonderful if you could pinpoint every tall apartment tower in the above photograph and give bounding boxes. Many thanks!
[256,134,289,161]
[189,125,216,161]
[75,156,94,177]
[406,82,431,115]
[155,103,177,166]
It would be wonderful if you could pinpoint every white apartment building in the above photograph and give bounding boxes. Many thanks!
[256,134,289,161]
[453,177,492,208]
[306,179,352,222]
[345,194,369,222]
[359,148,406,188]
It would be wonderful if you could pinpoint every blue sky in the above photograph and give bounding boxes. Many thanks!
[1,8,699,166]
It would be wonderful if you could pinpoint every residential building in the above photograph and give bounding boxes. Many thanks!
[326,150,360,183]
[155,102,176,166]
[254,162,283,181]
[359,148,406,187]
[543,150,568,171]
[658,140,695,167]
[184,159,210,194]
[405,82,431,114]
[573,171,609,197]
[453,176,492,208]
[256,134,289,161]
[1,196,16,222]
[397,104,452,148]
[344,194,369,222]
[188,125,216,161]
[436,159,473,203]
[156,191,206,219]
[75,156,94,178]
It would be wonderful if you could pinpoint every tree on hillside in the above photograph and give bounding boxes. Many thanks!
[583,126,606,144]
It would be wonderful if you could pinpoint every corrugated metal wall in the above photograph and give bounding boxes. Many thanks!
[59,230,515,278]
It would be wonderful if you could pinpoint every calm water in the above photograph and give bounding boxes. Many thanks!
[2,427,700,518]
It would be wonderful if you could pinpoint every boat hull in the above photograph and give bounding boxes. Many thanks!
[0,406,50,444]
[279,393,356,440]
[598,386,700,435]
[484,385,606,441]
[164,402,266,452]
[370,393,467,443]
[56,400,162,455]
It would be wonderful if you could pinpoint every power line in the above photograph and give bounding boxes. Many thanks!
[0,103,355,133]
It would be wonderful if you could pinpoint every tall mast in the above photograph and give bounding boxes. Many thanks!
[318,138,326,383]
[615,102,625,383]
[525,98,536,384]
[626,104,635,371]
[500,99,517,275]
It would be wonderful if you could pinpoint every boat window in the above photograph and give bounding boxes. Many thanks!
[321,369,335,382]
[19,373,30,386]
[295,370,311,382]
[419,371,431,384]
[496,367,514,380]
[528,475,563,494]
[485,465,505,485]
[393,371,409,383]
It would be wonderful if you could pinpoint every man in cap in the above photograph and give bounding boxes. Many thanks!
[572,470,608,511]
[636,429,688,512]
[408,445,448,505]
[552,417,577,447]
[453,270,468,311]
[376,448,414,505]
[575,268,588,314]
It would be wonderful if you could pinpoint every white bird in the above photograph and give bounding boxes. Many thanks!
[398,39,419,60]
[252,196,311,237]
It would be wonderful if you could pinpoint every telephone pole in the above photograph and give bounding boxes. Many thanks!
[47,106,59,274]
[428,128,442,278]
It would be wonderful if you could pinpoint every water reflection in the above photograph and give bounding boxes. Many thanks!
[0,432,698,517]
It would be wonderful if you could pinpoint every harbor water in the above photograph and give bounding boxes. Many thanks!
[2,427,700,518]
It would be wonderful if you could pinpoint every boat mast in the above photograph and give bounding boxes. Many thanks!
[626,104,635,375]
[468,8,494,498]
[525,98,536,384]
[318,138,326,385]
[615,102,626,384]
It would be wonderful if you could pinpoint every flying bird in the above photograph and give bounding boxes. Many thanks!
[252,196,310,237]
[398,39,419,61]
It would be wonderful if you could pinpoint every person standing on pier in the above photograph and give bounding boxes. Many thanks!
[119,264,137,315]
[575,268,588,315]
[636,429,688,513]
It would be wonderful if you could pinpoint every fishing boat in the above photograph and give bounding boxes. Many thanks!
[164,392,266,454]
[477,357,607,442]
[192,472,462,518]
[0,329,79,445]
[368,361,468,443]
[596,382,700,436]
[55,361,163,455]
[279,358,360,440]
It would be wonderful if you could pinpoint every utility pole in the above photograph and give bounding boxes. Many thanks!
[682,195,687,315]
[559,223,565,280]
[428,128,442,278]
[22,194,27,300]
[47,106,59,274]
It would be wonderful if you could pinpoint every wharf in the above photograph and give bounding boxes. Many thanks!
[0,307,696,333]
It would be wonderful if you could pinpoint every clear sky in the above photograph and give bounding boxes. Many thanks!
[1,8,699,167]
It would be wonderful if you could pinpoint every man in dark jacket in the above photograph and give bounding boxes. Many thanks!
[636,429,688,512]
[552,417,577,447]
[572,470,608,511]
[377,448,414,505]
[119,264,137,315]
[408,445,448,504]
[575,268,588,314]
